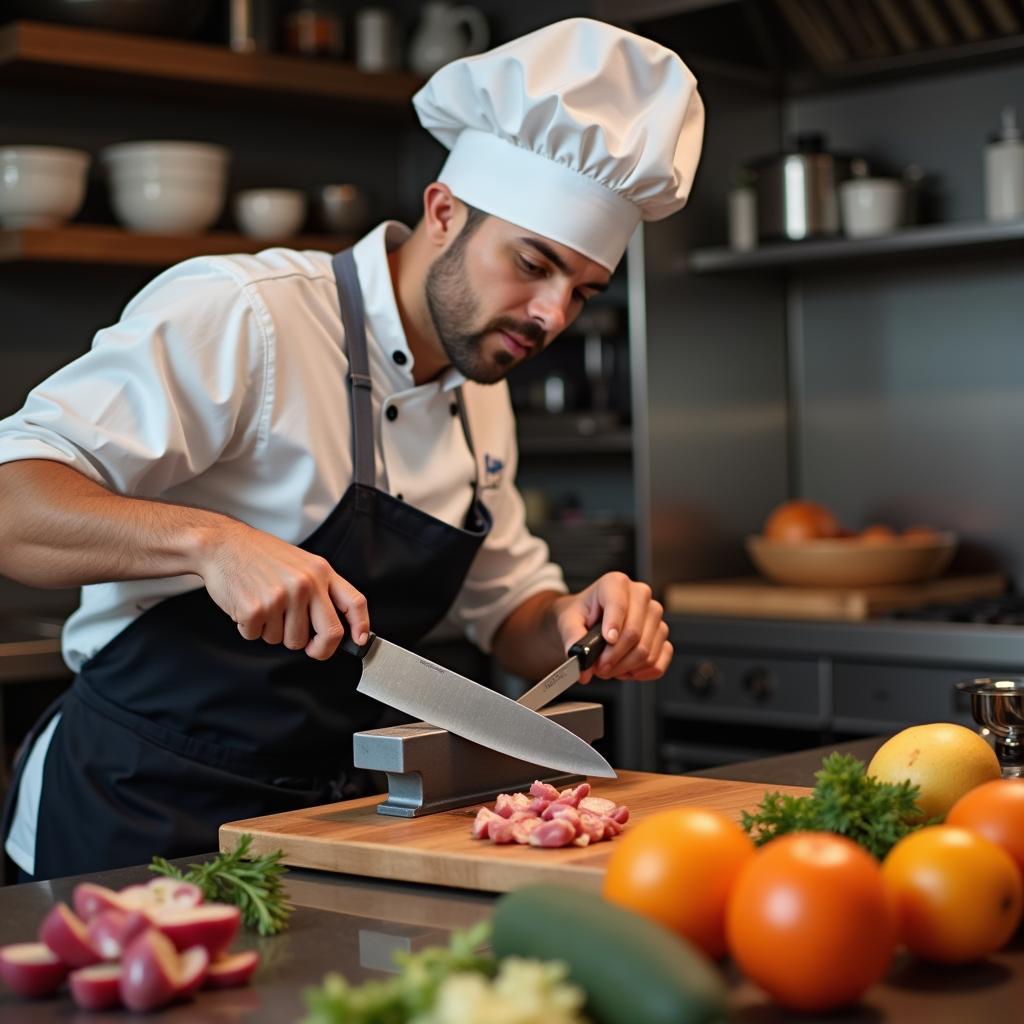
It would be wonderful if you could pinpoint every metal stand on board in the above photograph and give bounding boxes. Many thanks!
[353,701,606,817]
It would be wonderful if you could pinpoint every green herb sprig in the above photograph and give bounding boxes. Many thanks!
[302,921,495,1024]
[150,834,292,936]
[741,752,928,859]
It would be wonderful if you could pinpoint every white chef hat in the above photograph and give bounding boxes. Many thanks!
[412,17,704,272]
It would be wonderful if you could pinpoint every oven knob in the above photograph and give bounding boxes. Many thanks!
[743,668,775,702]
[686,660,719,696]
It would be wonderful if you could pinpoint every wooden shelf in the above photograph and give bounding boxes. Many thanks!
[0,20,423,109]
[688,219,1024,273]
[0,225,354,266]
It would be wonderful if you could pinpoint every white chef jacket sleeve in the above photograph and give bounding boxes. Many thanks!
[0,258,266,497]
[445,386,568,653]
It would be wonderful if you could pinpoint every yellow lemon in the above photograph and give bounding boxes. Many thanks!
[868,723,1001,820]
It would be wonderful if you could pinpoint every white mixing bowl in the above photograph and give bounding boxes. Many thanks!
[234,188,306,239]
[0,146,91,229]
[102,141,229,233]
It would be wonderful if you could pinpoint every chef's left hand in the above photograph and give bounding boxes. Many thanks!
[551,571,672,684]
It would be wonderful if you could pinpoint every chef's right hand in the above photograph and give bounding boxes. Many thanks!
[195,520,369,660]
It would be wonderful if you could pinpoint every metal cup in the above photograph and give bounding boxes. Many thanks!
[955,678,1024,777]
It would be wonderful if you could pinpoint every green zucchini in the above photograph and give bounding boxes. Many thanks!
[491,885,730,1024]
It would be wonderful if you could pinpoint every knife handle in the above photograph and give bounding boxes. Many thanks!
[339,632,375,659]
[569,625,606,670]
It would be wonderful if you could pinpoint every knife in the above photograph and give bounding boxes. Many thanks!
[517,625,607,712]
[341,633,615,778]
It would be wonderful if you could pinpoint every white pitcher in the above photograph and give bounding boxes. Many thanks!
[408,2,489,76]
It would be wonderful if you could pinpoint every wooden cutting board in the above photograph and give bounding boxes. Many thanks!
[665,573,1005,621]
[219,771,810,894]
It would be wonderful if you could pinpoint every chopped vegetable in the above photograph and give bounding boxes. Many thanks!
[302,922,496,1024]
[149,835,291,936]
[741,753,928,859]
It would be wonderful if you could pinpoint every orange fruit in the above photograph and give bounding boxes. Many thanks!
[882,825,1023,964]
[867,723,1001,819]
[726,832,896,1012]
[859,524,898,544]
[763,500,840,542]
[946,778,1024,878]
[602,807,754,958]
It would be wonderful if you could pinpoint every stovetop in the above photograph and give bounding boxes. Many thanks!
[887,594,1024,626]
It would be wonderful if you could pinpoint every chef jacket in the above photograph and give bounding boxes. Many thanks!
[2,221,566,873]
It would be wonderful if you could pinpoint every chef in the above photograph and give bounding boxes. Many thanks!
[0,18,704,881]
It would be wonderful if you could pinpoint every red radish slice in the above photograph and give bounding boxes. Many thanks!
[119,930,183,1012]
[119,877,203,912]
[202,950,260,990]
[87,909,151,961]
[176,946,210,997]
[0,942,69,998]
[39,903,101,968]
[69,962,123,1010]
[150,903,241,958]
[73,882,127,921]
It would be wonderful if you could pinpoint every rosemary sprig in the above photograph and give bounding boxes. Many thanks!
[150,834,292,936]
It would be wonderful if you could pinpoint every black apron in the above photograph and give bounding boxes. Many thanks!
[3,248,492,879]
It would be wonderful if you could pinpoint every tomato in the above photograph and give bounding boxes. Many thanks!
[602,807,754,958]
[763,500,840,542]
[726,832,896,1013]
[946,778,1024,878]
[882,825,1023,963]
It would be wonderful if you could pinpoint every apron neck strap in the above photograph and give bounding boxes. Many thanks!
[332,246,481,500]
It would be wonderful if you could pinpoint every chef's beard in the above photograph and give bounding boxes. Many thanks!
[425,219,545,384]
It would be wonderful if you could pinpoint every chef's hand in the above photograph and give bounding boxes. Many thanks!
[551,571,672,684]
[195,520,369,660]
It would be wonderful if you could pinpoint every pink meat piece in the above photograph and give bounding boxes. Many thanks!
[529,781,562,802]
[558,783,591,807]
[601,816,623,839]
[528,817,577,848]
[487,817,516,844]
[578,810,607,844]
[543,805,581,834]
[578,796,616,816]
[611,805,630,824]
[493,794,517,818]
[541,800,574,820]
[508,810,541,824]
[472,807,502,839]
[527,798,551,816]
[511,817,543,845]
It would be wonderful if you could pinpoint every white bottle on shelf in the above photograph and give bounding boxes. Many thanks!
[985,106,1024,222]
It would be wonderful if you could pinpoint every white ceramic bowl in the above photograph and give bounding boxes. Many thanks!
[234,189,306,239]
[102,141,229,233]
[318,184,370,233]
[839,178,904,238]
[0,146,91,229]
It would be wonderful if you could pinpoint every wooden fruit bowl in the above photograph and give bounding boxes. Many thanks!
[745,532,958,587]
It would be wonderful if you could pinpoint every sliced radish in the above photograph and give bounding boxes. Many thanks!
[69,962,123,1010]
[73,882,128,921]
[150,903,240,958]
[176,946,210,996]
[87,908,151,961]
[38,903,101,968]
[119,930,183,1012]
[0,942,69,998]
[202,950,260,990]
[119,877,203,912]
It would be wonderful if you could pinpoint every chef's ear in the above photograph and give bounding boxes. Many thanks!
[421,182,465,248]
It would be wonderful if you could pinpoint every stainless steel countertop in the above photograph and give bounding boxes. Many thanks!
[1,738,1021,1023]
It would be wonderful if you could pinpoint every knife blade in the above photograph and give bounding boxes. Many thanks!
[342,633,615,778]
[517,625,607,712]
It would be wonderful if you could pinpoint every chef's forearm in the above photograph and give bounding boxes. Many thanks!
[491,589,568,679]
[0,459,230,587]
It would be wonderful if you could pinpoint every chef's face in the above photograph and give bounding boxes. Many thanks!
[425,209,611,384]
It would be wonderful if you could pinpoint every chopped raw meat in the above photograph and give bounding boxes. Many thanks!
[469,781,630,849]
[578,796,616,816]
[528,818,577,848]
